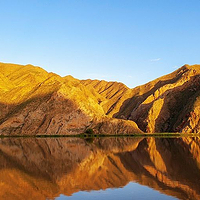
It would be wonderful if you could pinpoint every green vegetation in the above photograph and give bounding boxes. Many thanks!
[0,132,199,139]
[85,128,94,134]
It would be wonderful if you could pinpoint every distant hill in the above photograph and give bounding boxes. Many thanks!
[0,62,199,135]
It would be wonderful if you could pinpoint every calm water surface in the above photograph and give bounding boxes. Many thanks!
[0,136,199,200]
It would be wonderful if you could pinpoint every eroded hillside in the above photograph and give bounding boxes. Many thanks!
[0,62,200,134]
[0,62,141,135]
[82,64,200,133]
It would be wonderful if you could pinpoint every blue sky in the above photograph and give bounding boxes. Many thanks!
[0,0,199,88]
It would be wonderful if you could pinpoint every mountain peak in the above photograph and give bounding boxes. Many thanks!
[0,62,199,135]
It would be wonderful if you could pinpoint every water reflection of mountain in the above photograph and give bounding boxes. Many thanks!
[0,137,200,200]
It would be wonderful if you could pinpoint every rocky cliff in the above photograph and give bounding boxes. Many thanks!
[82,64,200,133]
[0,62,141,135]
[0,62,200,135]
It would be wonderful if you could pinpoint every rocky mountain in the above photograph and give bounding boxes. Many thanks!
[0,62,141,135]
[0,62,199,135]
[1,137,200,200]
[82,64,200,133]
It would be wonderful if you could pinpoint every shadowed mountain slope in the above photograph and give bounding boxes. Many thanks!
[0,62,141,135]
[82,64,200,133]
[0,62,200,134]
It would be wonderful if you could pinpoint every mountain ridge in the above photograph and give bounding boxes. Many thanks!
[0,62,200,135]
[0,62,141,135]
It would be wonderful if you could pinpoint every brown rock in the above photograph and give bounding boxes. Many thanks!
[1,62,200,134]
[0,62,142,135]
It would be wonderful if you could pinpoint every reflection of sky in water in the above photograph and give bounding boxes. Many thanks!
[56,182,177,200]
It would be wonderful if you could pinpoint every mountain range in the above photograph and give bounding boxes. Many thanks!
[0,62,200,135]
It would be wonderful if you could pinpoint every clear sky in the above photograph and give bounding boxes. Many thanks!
[0,0,199,88]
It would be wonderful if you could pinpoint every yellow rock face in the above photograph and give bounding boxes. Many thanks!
[0,62,141,135]
[0,62,200,134]
[129,64,200,133]
[81,64,200,133]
